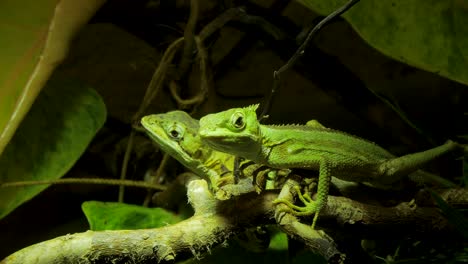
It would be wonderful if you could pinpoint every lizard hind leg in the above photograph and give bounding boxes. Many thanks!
[273,158,331,229]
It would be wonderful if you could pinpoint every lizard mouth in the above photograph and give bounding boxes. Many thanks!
[200,133,253,155]
[198,127,215,138]
[199,127,256,143]
[198,128,239,141]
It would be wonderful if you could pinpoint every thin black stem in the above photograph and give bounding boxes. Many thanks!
[276,0,360,76]
[259,0,361,121]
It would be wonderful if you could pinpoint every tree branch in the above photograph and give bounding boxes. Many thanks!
[3,179,463,263]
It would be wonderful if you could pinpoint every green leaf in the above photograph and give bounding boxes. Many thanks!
[0,76,106,219]
[268,228,288,250]
[81,201,182,230]
[298,0,468,86]
[0,0,105,155]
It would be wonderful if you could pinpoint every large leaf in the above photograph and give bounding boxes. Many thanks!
[0,0,105,156]
[298,0,468,86]
[81,201,182,230]
[0,77,106,219]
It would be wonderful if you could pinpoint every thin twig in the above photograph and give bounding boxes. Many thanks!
[169,82,204,106]
[135,37,185,120]
[276,0,361,76]
[169,7,246,112]
[118,131,135,202]
[178,0,199,78]
[143,153,171,207]
[169,36,210,110]
[196,36,211,98]
[1,178,166,190]
[259,0,361,120]
[199,7,246,41]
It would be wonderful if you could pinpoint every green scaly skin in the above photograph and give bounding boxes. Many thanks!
[141,111,285,198]
[198,104,463,229]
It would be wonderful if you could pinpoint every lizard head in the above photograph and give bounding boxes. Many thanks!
[141,111,211,172]
[199,104,262,160]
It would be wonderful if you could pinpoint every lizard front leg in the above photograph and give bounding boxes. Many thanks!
[273,157,331,229]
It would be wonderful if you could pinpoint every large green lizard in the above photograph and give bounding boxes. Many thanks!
[140,110,285,199]
[198,104,464,228]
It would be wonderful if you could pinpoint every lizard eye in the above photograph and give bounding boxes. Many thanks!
[168,124,184,141]
[231,111,245,130]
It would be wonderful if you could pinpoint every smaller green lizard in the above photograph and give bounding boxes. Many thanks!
[141,111,286,198]
[198,104,464,228]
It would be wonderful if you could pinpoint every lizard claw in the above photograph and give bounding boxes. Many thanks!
[272,186,321,229]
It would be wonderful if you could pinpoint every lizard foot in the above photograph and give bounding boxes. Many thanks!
[273,185,321,229]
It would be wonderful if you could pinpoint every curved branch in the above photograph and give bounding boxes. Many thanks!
[3,180,462,263]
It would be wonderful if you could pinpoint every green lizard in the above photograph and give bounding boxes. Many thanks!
[141,111,288,252]
[198,104,463,228]
[140,110,286,199]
